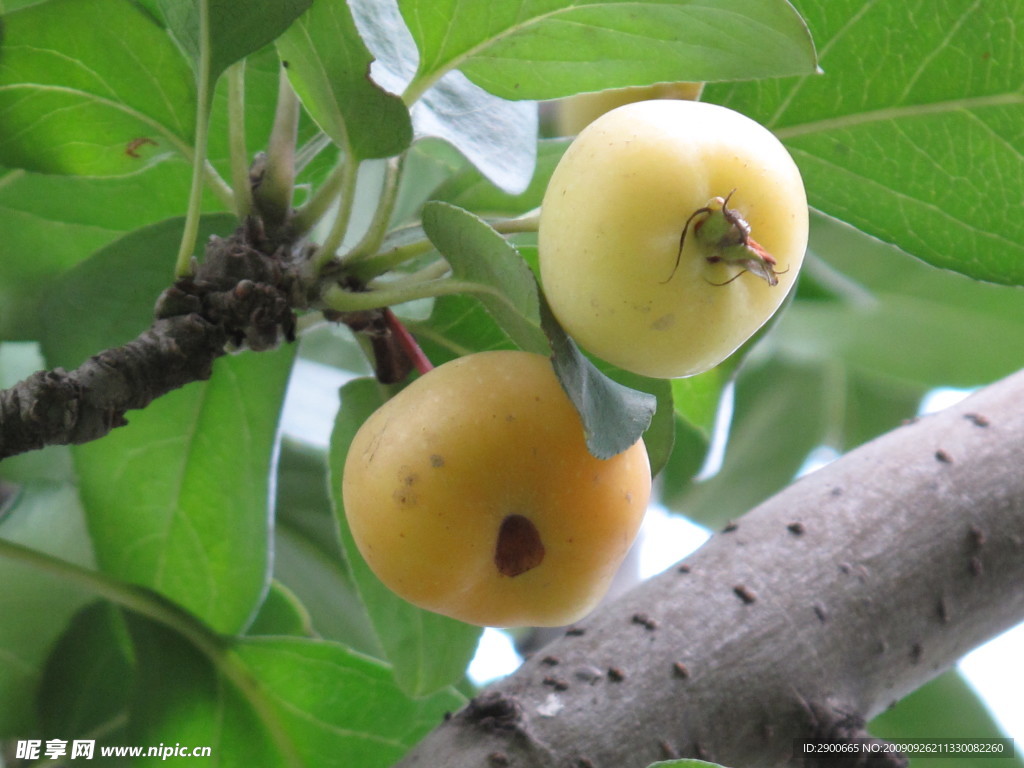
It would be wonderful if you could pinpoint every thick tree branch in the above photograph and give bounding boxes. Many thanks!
[0,221,303,460]
[0,219,427,460]
[397,369,1024,768]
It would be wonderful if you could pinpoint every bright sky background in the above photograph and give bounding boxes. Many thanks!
[283,360,1023,744]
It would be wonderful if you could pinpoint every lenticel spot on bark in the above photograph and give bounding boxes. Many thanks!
[495,514,545,576]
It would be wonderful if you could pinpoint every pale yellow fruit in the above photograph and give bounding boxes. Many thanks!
[342,350,651,628]
[540,99,808,379]
[554,82,704,136]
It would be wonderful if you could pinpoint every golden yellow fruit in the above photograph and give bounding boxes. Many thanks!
[540,99,808,379]
[342,350,651,627]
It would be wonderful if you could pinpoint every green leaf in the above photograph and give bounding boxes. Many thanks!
[328,378,482,697]
[400,0,817,101]
[774,214,1024,389]
[668,358,832,528]
[247,581,314,637]
[275,0,412,160]
[711,0,1024,285]
[231,637,465,767]
[421,201,549,355]
[125,614,276,766]
[871,668,1024,768]
[38,602,133,739]
[0,0,196,175]
[38,214,235,364]
[129,615,463,768]
[349,0,539,192]
[0,485,94,736]
[408,294,520,367]
[659,415,715,503]
[39,216,295,635]
[150,0,311,82]
[0,343,96,737]
[433,138,570,217]
[672,368,733,443]
[272,439,381,655]
[595,364,675,477]
[0,143,237,339]
[412,72,539,194]
[390,138,470,226]
[645,760,730,768]
[667,355,923,527]
[540,296,657,460]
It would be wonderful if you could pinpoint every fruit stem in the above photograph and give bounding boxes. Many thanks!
[343,155,405,264]
[493,208,542,235]
[384,308,434,375]
[173,0,215,278]
[292,160,347,236]
[313,157,361,273]
[226,61,254,220]
[320,276,501,312]
[253,66,299,233]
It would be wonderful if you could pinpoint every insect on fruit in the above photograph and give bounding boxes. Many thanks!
[539,99,808,378]
[664,190,783,287]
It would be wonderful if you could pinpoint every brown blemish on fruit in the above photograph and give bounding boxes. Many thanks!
[495,514,545,577]
[393,468,419,505]
[429,454,445,467]
[650,314,676,331]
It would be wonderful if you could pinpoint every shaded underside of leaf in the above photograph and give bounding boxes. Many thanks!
[540,296,657,460]
[421,201,548,354]
[152,0,312,81]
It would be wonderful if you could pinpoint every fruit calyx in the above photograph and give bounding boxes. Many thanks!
[665,190,782,287]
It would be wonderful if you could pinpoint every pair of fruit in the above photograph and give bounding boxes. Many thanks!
[343,99,808,627]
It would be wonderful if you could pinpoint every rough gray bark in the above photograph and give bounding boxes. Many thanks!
[397,369,1024,768]
[0,220,412,460]
[0,221,301,460]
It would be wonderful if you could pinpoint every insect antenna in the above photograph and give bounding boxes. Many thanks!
[705,269,749,287]
[661,205,711,284]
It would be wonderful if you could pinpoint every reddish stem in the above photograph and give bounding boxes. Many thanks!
[384,308,434,375]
